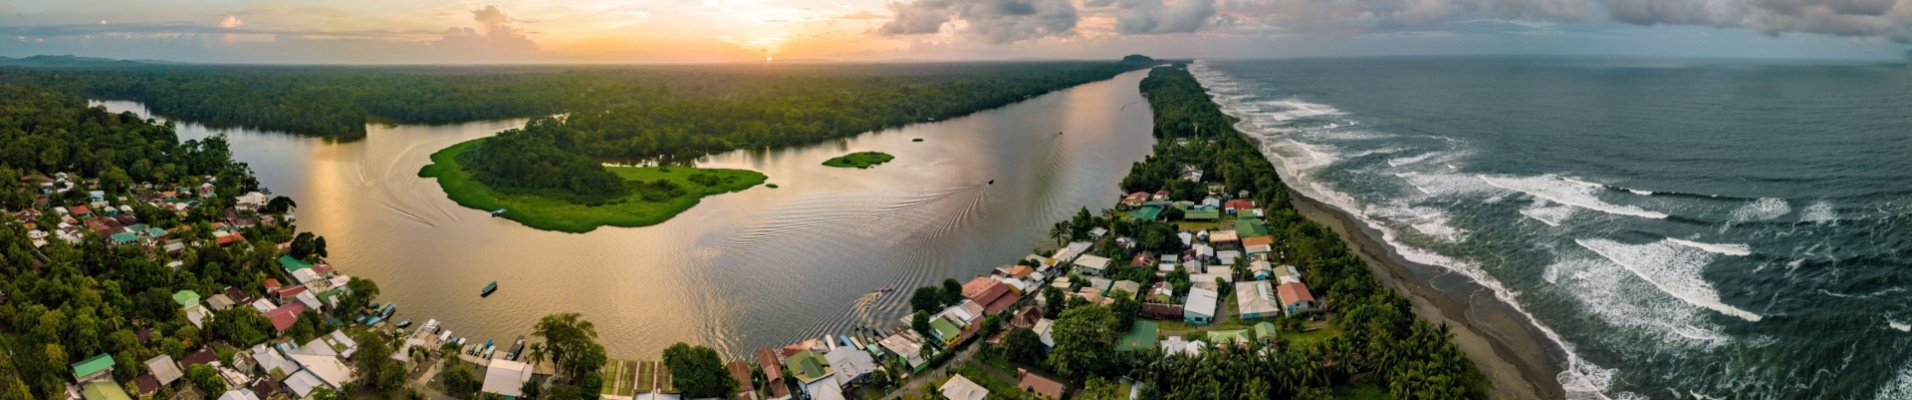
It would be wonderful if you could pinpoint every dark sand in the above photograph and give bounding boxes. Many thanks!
[1290,191,1569,399]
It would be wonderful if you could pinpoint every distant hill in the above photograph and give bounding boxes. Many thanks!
[1122,54,1156,63]
[0,55,144,67]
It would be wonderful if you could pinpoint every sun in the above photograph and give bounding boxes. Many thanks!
[766,56,774,62]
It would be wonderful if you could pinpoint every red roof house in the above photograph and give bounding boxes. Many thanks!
[264,302,309,332]
[1276,282,1317,316]
[1225,199,1256,213]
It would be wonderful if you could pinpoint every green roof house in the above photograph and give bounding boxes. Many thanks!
[110,232,139,245]
[785,350,835,385]
[1131,206,1163,221]
[278,255,313,272]
[1184,209,1221,221]
[930,317,963,346]
[1235,219,1270,237]
[71,353,116,382]
[79,380,132,400]
[1207,329,1252,345]
[1255,322,1279,344]
[172,290,201,308]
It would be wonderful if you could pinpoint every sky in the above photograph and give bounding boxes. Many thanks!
[1,0,1908,64]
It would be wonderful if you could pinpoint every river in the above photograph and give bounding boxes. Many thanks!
[91,68,1157,358]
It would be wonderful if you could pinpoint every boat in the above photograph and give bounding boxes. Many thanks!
[988,179,995,185]
[878,284,894,293]
[481,281,498,297]
[365,316,382,326]
[395,319,413,329]
[490,208,507,217]
[379,303,397,319]
[439,331,453,343]
[506,336,526,361]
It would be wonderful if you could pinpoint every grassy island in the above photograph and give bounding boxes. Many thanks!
[822,151,895,169]
[419,139,765,233]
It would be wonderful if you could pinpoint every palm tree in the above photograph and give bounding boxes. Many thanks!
[525,342,546,369]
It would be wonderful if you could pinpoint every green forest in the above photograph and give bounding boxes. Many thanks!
[1,60,1148,157]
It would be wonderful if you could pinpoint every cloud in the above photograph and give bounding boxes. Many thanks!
[434,5,538,53]
[218,15,242,28]
[1599,0,1912,41]
[1085,0,1219,34]
[878,0,1080,44]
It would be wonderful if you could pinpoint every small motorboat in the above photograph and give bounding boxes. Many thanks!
[395,319,413,329]
[481,281,498,297]
[878,284,894,293]
[988,179,995,185]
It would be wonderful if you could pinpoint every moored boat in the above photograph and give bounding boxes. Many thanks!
[481,281,498,297]
[395,319,413,328]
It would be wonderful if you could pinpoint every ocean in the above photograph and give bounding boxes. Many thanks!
[1191,57,1912,399]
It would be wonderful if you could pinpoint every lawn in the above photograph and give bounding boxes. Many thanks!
[1281,326,1339,347]
[419,139,767,233]
[822,151,895,169]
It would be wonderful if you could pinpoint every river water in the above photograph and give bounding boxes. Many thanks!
[91,69,1157,359]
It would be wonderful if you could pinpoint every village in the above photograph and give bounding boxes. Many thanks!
[15,151,1326,400]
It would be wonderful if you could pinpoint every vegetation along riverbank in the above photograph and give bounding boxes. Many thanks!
[822,151,896,169]
[417,138,765,233]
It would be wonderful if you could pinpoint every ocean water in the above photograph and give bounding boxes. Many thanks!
[1192,57,1912,399]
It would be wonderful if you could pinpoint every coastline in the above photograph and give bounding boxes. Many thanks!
[1287,189,1567,399]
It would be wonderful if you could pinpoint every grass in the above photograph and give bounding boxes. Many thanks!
[822,151,895,169]
[1281,326,1339,347]
[418,138,767,233]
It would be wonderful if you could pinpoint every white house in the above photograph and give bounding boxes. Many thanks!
[940,375,989,400]
[1074,255,1112,276]
[481,359,534,398]
[1184,288,1219,325]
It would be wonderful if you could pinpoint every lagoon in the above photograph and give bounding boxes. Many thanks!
[91,68,1157,358]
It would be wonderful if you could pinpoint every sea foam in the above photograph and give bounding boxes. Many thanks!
[1729,198,1791,222]
[1480,175,1669,219]
[1575,238,1763,321]
[1667,238,1753,256]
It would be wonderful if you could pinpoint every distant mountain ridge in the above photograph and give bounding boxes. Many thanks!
[0,55,149,67]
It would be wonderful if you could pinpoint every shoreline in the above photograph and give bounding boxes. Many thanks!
[1287,189,1567,399]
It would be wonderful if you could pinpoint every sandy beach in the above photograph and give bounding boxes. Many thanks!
[1290,191,1568,399]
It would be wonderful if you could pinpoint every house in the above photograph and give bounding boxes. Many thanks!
[1189,272,1233,291]
[939,375,989,400]
[78,380,132,400]
[1129,252,1154,268]
[265,303,309,333]
[1241,235,1275,250]
[215,389,262,400]
[1140,303,1184,320]
[207,294,236,311]
[755,347,793,400]
[144,355,184,387]
[1249,260,1275,280]
[71,353,116,382]
[1121,192,1150,208]
[726,361,756,400]
[481,359,534,398]
[1184,288,1219,325]
[1207,330,1252,346]
[1225,199,1256,214]
[1216,250,1242,267]
[876,331,927,372]
[180,349,219,370]
[1151,190,1171,201]
[1087,227,1109,239]
[1161,336,1205,357]
[1275,264,1304,284]
[1032,319,1056,349]
[824,346,877,388]
[1208,230,1240,246]
[1235,219,1270,237]
[1130,206,1163,221]
[929,317,963,346]
[173,290,201,308]
[1255,322,1280,345]
[1235,281,1282,320]
[786,350,836,394]
[236,192,268,210]
[1277,282,1318,316]
[1112,280,1142,297]
[1074,255,1112,276]
[1016,369,1066,399]
[961,277,1023,315]
[1087,277,1112,293]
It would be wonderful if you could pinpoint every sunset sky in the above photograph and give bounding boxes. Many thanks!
[3,0,1908,64]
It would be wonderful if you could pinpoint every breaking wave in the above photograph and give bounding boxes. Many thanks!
[1666,238,1752,256]
[1575,238,1763,322]
[1480,175,1670,219]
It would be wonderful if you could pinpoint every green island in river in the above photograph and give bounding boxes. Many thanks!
[419,138,765,233]
[822,151,895,169]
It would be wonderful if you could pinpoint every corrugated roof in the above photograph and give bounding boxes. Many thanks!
[71,353,115,379]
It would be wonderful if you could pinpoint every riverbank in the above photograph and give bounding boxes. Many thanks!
[1287,188,1565,399]
[418,138,766,233]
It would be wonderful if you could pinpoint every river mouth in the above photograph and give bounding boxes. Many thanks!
[88,68,1158,358]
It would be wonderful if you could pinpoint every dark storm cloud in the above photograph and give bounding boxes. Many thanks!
[878,0,1080,43]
